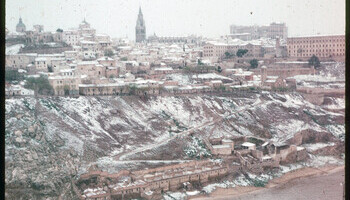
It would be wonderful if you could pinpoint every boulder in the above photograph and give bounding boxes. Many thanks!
[14,130,23,137]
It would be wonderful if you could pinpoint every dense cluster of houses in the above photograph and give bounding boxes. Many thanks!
[5,16,344,98]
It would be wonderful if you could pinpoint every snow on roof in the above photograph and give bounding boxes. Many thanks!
[297,146,305,151]
[97,56,114,61]
[222,139,233,143]
[262,142,269,147]
[38,53,64,57]
[64,51,78,53]
[80,40,97,44]
[18,69,27,73]
[186,191,200,196]
[27,74,40,78]
[48,75,79,80]
[118,46,132,50]
[35,57,47,61]
[265,80,276,83]
[192,73,231,80]
[262,156,272,160]
[78,61,98,65]
[154,67,173,71]
[60,69,74,73]
[212,144,231,149]
[267,76,278,79]
[242,142,256,147]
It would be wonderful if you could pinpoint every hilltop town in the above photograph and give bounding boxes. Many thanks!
[5,6,345,200]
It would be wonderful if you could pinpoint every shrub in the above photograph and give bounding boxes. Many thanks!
[249,59,258,69]
[308,55,321,69]
[236,49,248,57]
[24,75,54,95]
[5,69,25,82]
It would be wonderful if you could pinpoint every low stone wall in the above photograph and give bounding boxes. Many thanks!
[19,46,73,54]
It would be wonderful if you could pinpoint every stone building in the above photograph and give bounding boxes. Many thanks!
[202,41,264,60]
[34,57,48,72]
[135,7,146,43]
[78,160,229,200]
[48,70,81,95]
[6,53,37,69]
[287,35,345,61]
[63,30,80,46]
[230,22,288,40]
[147,34,202,45]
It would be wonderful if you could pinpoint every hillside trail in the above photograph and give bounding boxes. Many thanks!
[117,95,263,161]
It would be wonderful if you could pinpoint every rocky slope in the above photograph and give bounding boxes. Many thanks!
[5,91,345,199]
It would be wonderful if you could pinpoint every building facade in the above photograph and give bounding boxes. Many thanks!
[202,42,263,59]
[230,22,288,40]
[135,7,146,43]
[287,35,345,60]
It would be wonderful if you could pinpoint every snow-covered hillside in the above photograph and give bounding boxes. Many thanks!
[5,91,344,199]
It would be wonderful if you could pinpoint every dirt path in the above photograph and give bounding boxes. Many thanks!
[190,165,344,200]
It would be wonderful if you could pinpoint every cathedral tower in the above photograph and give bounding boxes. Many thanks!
[135,7,146,43]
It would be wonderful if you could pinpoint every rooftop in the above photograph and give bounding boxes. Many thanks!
[242,142,256,147]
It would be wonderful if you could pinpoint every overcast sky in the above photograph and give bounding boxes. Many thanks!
[6,0,345,40]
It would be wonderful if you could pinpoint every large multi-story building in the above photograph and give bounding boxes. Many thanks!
[202,41,264,59]
[230,22,288,40]
[287,35,345,60]
[62,30,79,46]
[135,7,146,43]
[147,34,202,45]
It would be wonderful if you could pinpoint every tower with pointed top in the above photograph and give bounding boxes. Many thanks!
[135,7,146,43]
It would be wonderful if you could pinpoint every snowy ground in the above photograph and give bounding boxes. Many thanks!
[6,44,25,55]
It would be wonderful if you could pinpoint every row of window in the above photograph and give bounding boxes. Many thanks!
[289,43,345,48]
[289,38,344,44]
[56,80,75,84]
[290,48,344,53]
[290,53,345,57]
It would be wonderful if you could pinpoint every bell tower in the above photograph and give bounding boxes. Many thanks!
[135,7,146,43]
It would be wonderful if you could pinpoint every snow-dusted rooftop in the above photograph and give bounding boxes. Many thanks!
[241,142,256,147]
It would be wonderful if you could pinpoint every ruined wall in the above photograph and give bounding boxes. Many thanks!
[132,160,210,176]
[301,93,325,105]
[297,148,308,161]
[251,150,263,160]
[19,46,73,54]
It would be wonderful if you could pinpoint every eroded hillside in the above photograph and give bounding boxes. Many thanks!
[5,91,344,199]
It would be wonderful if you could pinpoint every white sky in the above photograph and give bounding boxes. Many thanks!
[6,0,345,40]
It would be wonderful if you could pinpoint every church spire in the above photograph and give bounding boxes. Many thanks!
[135,6,146,42]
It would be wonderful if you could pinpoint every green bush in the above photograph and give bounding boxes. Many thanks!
[252,179,267,187]
[24,75,54,95]
[249,59,258,69]
[104,48,114,57]
[236,49,248,57]
[5,69,25,82]
[308,55,321,69]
